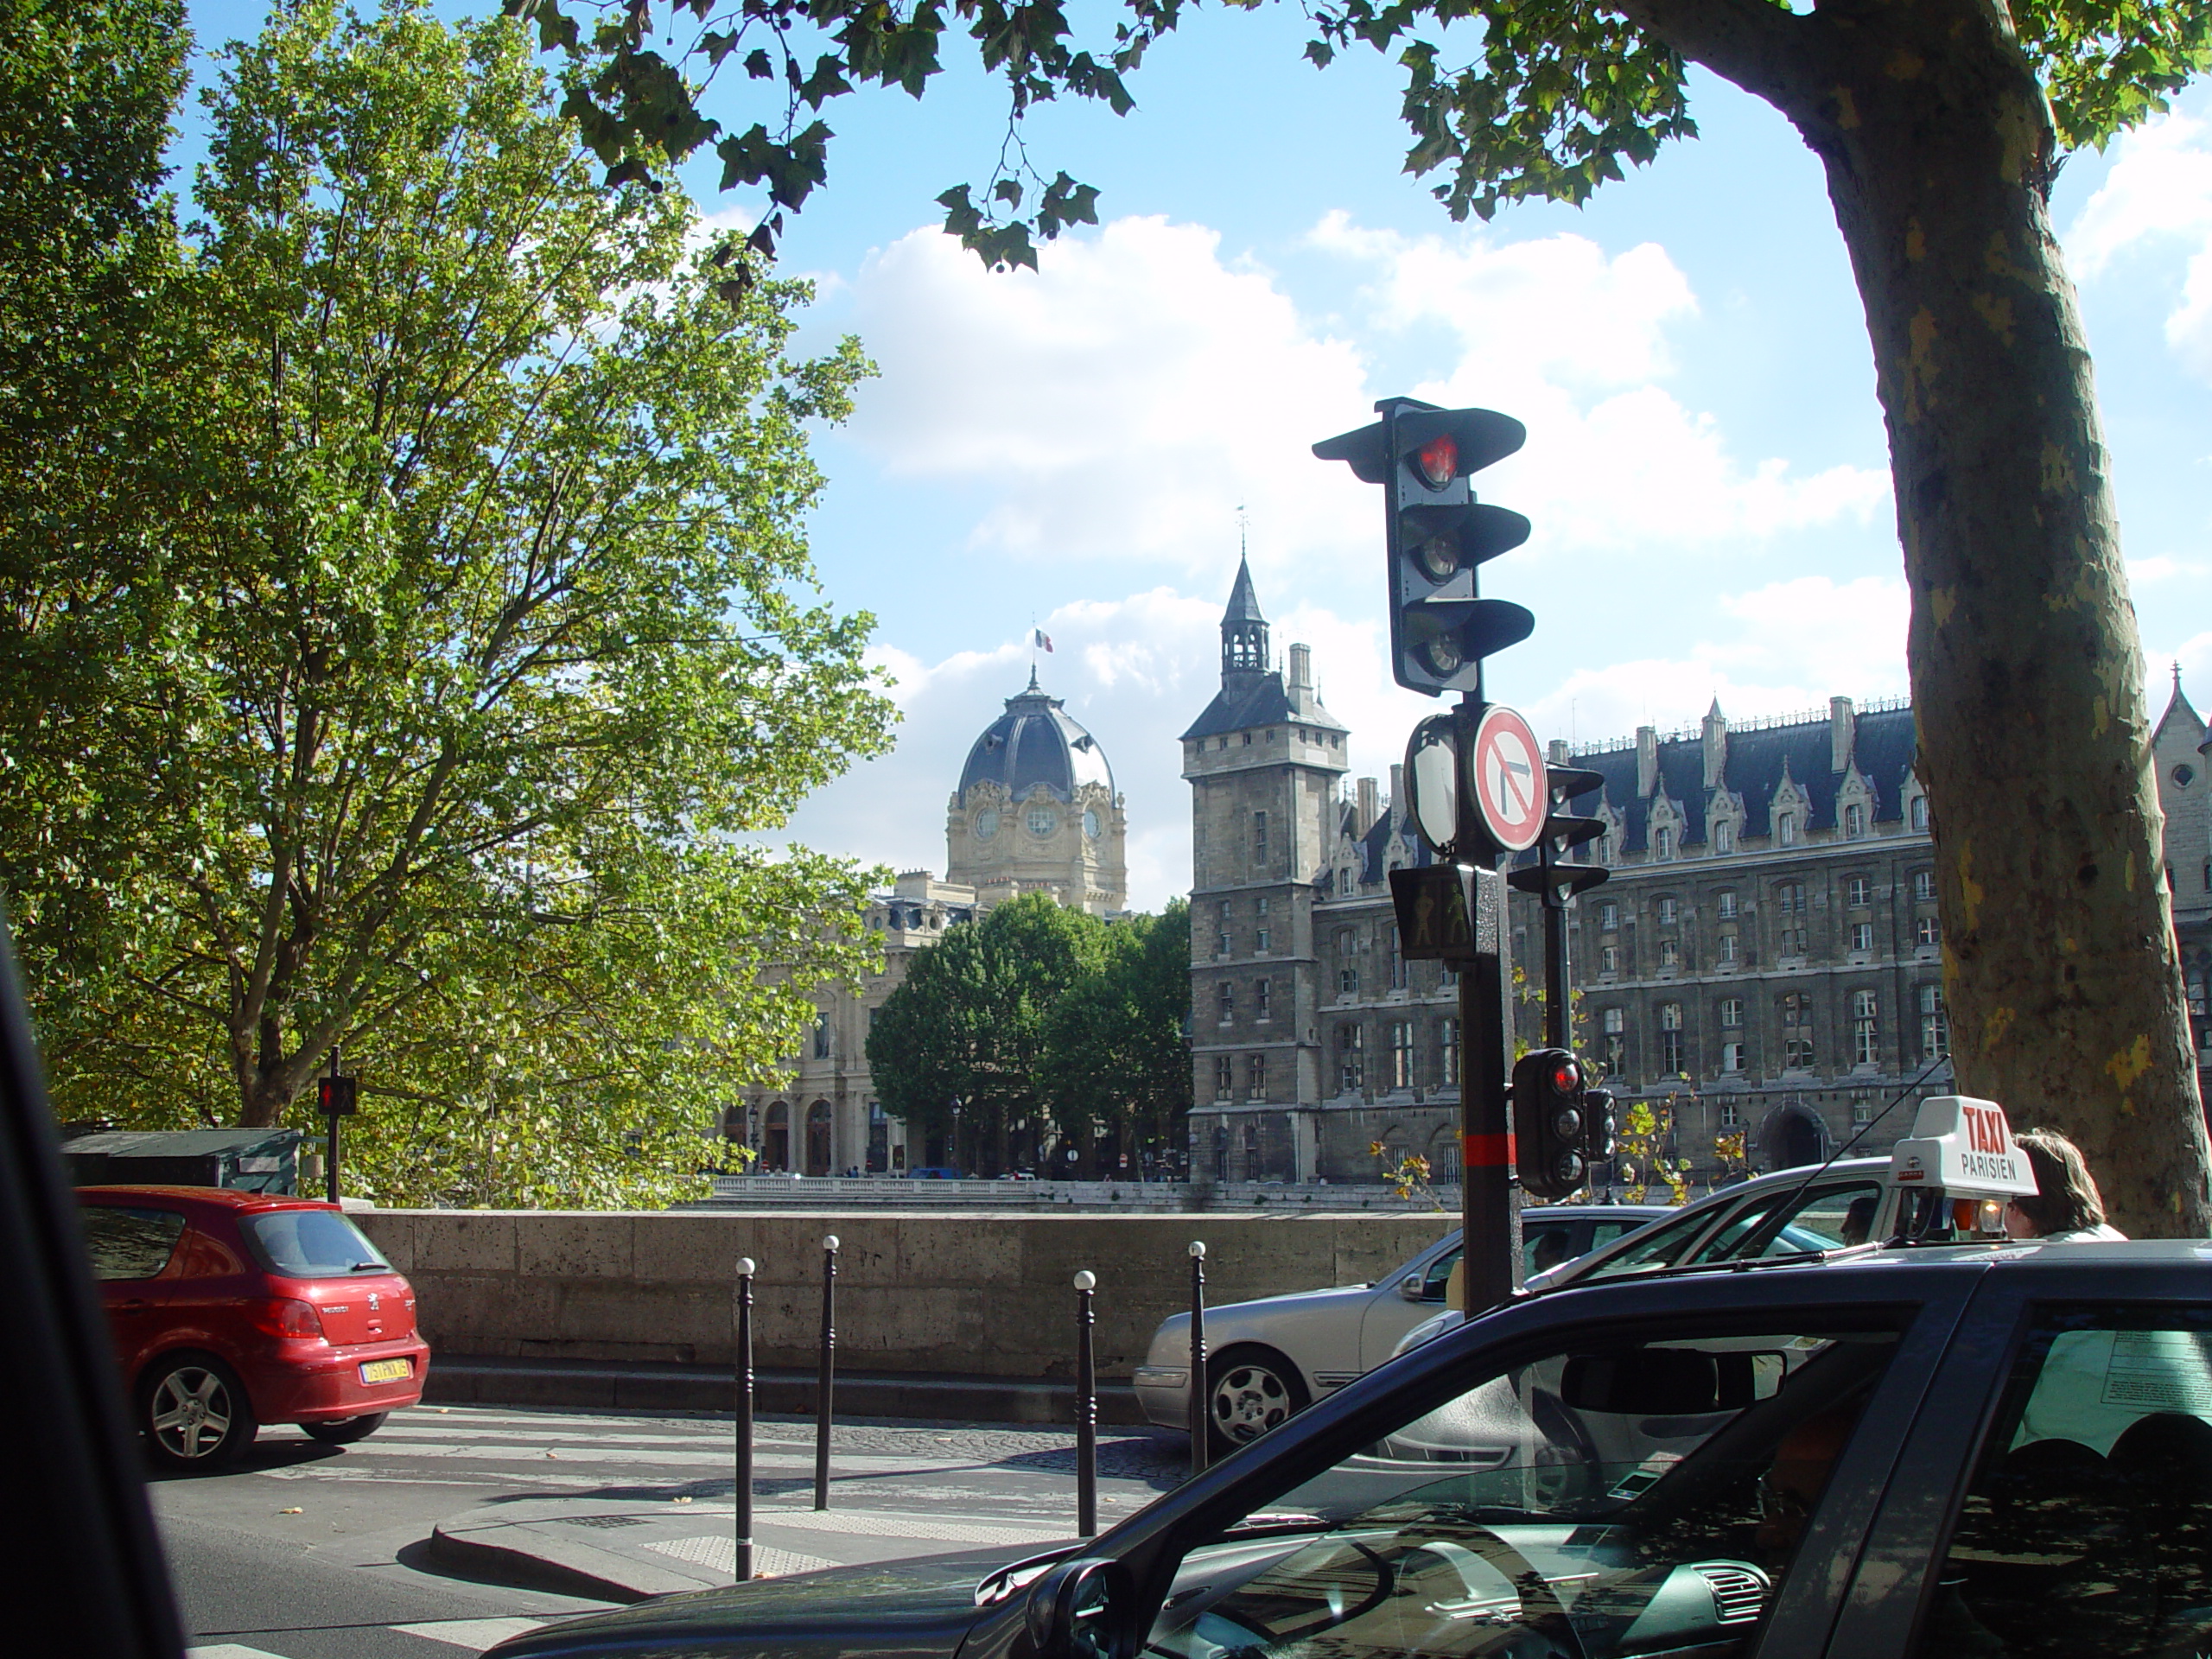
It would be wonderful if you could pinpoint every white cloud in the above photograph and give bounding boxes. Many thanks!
[844,219,1375,581]
[1308,218,1892,550]
[2067,111,2212,378]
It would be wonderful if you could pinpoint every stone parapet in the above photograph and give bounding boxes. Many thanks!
[354,1209,1452,1379]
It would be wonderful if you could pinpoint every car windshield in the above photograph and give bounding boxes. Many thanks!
[241,1209,391,1277]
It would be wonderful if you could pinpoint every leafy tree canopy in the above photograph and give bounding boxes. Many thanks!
[0,0,896,1207]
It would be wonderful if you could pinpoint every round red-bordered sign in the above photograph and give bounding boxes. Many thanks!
[1466,704,1548,852]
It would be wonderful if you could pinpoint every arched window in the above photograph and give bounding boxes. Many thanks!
[805,1100,834,1175]
[1655,826,1674,861]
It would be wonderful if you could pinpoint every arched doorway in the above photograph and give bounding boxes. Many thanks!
[764,1102,789,1172]
[805,1100,834,1176]
[1762,1104,1825,1172]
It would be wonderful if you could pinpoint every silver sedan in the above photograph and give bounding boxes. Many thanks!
[1132,1202,1669,1452]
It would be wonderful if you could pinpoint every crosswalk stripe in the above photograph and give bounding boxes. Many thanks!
[390,1618,549,1650]
[186,1646,288,1659]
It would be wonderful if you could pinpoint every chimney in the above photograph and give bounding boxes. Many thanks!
[1287,642,1313,693]
[1547,739,1569,765]
[1636,725,1659,798]
[1702,700,1727,790]
[1830,696,1856,773]
[1357,777,1380,836]
[1389,763,1405,825]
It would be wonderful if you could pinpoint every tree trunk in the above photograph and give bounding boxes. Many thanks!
[1726,0,2209,1233]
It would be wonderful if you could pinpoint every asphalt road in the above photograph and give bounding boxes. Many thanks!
[151,1404,1189,1658]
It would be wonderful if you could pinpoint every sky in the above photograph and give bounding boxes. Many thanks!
[177,2,2212,910]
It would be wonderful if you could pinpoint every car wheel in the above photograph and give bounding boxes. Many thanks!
[1206,1345,1309,1453]
[301,1413,389,1445]
[141,1355,256,1471]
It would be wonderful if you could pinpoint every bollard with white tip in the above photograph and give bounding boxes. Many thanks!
[1074,1269,1098,1535]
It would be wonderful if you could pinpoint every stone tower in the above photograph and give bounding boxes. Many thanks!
[1181,558,1349,1180]
[946,672,1128,914]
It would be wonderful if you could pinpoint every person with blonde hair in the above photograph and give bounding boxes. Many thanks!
[2005,1129,2126,1241]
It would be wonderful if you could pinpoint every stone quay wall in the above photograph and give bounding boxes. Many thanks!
[353,1209,1454,1380]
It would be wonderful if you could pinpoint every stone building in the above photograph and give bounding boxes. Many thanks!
[1185,560,2212,1187]
[728,677,1127,1174]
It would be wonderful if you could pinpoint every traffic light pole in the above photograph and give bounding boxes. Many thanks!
[1456,700,1521,1318]
[1544,884,1571,1051]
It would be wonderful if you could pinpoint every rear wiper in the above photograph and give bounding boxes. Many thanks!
[350,1261,386,1272]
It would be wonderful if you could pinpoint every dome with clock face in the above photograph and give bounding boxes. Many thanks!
[957,671,1115,803]
[947,671,1126,915]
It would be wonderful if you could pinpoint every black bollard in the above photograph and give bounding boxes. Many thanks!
[814,1234,838,1511]
[1074,1269,1097,1537]
[734,1255,755,1581]
[1187,1240,1208,1478]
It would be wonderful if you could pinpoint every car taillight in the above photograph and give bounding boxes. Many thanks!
[253,1298,325,1339]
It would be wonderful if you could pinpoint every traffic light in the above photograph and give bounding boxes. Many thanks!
[1512,1047,1586,1200]
[317,1075,358,1116]
[1583,1086,1617,1163]
[1313,397,1534,696]
[1506,765,1610,907]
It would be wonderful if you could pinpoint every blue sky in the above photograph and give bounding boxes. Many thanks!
[178,3,2212,909]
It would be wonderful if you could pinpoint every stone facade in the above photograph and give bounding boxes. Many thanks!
[729,676,1128,1175]
[1185,563,2212,1186]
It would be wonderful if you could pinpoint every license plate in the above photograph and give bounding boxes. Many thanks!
[359,1357,412,1384]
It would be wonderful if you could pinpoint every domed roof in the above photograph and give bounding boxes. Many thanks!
[958,673,1114,803]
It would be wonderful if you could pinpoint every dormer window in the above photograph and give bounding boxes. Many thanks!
[1713,819,1734,855]
[1778,813,1797,847]
[1655,826,1674,861]
[1844,803,1865,837]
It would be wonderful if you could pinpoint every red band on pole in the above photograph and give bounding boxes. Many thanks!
[1463,1133,1516,1168]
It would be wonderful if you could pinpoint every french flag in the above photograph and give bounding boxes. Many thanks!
[1033,628,1054,652]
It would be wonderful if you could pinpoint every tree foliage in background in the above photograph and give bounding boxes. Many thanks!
[0,0,895,1208]
[1037,899,1192,1173]
[530,0,2212,1234]
[869,895,1190,1175]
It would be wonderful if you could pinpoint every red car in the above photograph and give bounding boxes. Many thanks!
[76,1185,429,1470]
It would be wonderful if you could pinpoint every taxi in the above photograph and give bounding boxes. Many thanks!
[488,1099,2212,1659]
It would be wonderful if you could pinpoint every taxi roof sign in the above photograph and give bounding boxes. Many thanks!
[1887,1096,2036,1198]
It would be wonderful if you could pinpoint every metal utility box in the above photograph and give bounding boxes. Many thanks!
[63,1128,306,1195]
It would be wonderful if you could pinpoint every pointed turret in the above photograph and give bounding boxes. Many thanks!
[1220,556,1269,678]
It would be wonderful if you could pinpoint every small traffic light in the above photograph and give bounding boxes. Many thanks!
[1512,1047,1586,1200]
[1313,397,1534,696]
[1583,1087,1617,1162]
[1506,765,1611,906]
[317,1075,358,1116]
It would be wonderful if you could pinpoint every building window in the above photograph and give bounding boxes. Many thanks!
[1778,813,1797,847]
[1255,926,1270,952]
[1713,819,1734,854]
[1217,983,1234,1025]
[1717,889,1737,919]
[1655,826,1674,861]
[1255,978,1271,1021]
[1722,1041,1745,1073]
[1845,803,1865,837]
[1719,998,1743,1027]
[1916,915,1941,946]
[1253,811,1268,865]
[1659,1003,1684,1075]
[812,1014,830,1060]
[1440,1018,1459,1086]
[1213,1056,1233,1101]
[1338,1025,1365,1092]
[1603,1007,1625,1035]
[1388,926,1407,991]
[1853,988,1879,1066]
[1847,875,1869,907]
[1851,921,1874,951]
[1600,945,1618,975]
[1596,834,1613,865]
[1920,984,1949,1059]
[1338,966,1360,995]
[1217,899,1231,958]
[1248,1054,1267,1101]
[1777,881,1805,914]
[1660,938,1680,968]
[1781,927,1808,957]
[1782,993,1814,1069]
[1658,896,1678,925]
[1719,1100,1743,1129]
[1719,932,1738,963]
[1440,959,1459,988]
[1600,901,1619,931]
[1911,869,1934,903]
[1028,804,1057,836]
[1337,928,1355,956]
[1910,795,1929,831]
[1852,1096,1874,1124]
[1390,1021,1414,1089]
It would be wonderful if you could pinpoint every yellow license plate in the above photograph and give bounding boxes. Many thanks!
[359,1357,413,1384]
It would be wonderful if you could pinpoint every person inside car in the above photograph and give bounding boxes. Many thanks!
[2005,1128,2127,1241]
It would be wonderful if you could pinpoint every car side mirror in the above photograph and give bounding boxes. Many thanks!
[1398,1273,1427,1302]
[1027,1558,1136,1659]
